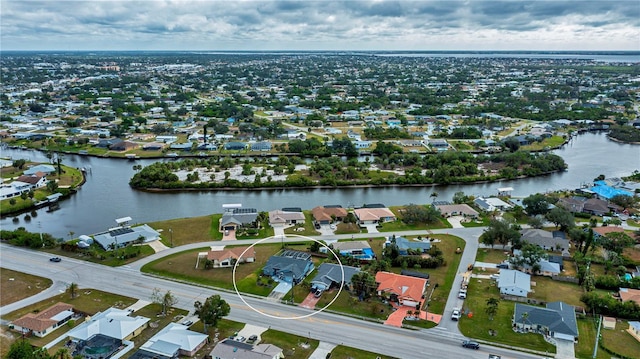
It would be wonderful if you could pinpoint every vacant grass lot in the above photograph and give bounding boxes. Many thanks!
[0,268,52,306]
[475,248,509,265]
[142,244,285,295]
[149,214,221,245]
[459,278,555,353]
[44,244,156,267]
[329,345,399,359]
[260,329,319,358]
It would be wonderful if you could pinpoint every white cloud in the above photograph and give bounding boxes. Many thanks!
[1,0,638,50]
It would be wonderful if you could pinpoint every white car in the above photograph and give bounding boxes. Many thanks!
[458,289,467,299]
[451,308,462,321]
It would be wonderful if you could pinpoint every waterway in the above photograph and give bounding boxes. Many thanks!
[1,132,638,238]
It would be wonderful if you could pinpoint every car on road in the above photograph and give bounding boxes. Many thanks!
[49,257,62,262]
[488,355,501,359]
[451,308,462,321]
[462,340,479,349]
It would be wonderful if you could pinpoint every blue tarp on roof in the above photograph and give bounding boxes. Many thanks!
[591,181,633,199]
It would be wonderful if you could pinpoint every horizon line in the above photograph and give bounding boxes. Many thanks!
[2,49,639,53]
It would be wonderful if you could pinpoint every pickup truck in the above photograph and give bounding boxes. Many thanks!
[451,308,462,321]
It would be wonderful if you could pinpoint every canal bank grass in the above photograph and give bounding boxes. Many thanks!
[521,135,567,151]
[0,268,52,306]
[329,345,398,359]
[149,214,222,246]
[141,244,284,295]
[459,278,556,353]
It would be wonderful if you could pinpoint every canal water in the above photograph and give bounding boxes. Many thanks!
[1,132,638,238]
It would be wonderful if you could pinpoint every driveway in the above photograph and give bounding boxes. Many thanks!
[300,292,321,309]
[447,216,464,228]
[237,324,268,343]
[308,342,337,359]
[363,224,379,233]
[318,225,335,236]
[222,228,236,241]
[384,306,411,327]
[147,240,169,253]
[554,338,576,359]
[474,261,498,269]
[267,281,292,301]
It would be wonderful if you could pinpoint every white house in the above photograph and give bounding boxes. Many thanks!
[66,307,149,341]
[139,323,209,357]
[497,269,531,297]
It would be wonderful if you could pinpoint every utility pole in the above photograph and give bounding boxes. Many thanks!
[592,314,602,358]
[169,228,173,247]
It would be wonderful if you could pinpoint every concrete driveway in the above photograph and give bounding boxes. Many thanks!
[318,225,335,236]
[447,216,464,228]
[363,224,379,233]
[554,338,575,359]
[267,281,292,301]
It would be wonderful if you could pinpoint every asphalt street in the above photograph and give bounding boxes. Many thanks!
[0,227,546,359]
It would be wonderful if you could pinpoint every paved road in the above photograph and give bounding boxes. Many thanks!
[0,228,544,359]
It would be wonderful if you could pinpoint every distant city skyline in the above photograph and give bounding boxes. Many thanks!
[1,0,639,51]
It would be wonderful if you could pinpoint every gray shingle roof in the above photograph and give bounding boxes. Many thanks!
[514,301,578,338]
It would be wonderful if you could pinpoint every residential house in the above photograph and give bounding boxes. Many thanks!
[268,210,305,227]
[353,207,396,225]
[251,141,272,152]
[557,196,587,213]
[513,301,579,342]
[0,181,33,199]
[619,288,640,306]
[512,249,562,276]
[97,138,123,148]
[15,174,48,189]
[110,140,139,151]
[11,302,75,338]
[386,236,431,255]
[520,229,570,253]
[310,263,361,294]
[92,224,161,251]
[428,139,449,151]
[262,250,314,285]
[142,142,165,151]
[66,307,149,341]
[327,240,375,261]
[474,197,512,212]
[224,142,247,151]
[23,164,56,176]
[435,204,479,218]
[169,142,193,151]
[583,198,610,216]
[627,321,640,343]
[497,269,531,297]
[206,246,256,268]
[311,205,347,225]
[220,208,259,231]
[210,339,283,359]
[375,271,427,308]
[138,323,209,357]
[592,226,626,239]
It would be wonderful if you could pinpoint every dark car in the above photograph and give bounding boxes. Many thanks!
[496,263,509,269]
[49,257,62,262]
[462,340,480,349]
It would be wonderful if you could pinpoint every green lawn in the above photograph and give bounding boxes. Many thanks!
[475,248,509,265]
[600,320,640,359]
[458,278,555,353]
[141,244,284,295]
[148,214,221,245]
[329,345,399,359]
[576,317,608,359]
[260,329,319,358]
[44,244,156,267]
[284,211,320,236]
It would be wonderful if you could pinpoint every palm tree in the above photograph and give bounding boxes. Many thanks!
[485,297,500,320]
[68,282,78,299]
[430,191,438,203]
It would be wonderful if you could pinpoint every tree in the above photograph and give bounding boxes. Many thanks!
[6,340,51,359]
[485,297,500,320]
[527,215,545,229]
[522,193,550,216]
[482,219,521,249]
[609,194,635,209]
[46,180,58,193]
[194,295,230,333]
[430,191,438,203]
[162,291,178,315]
[67,282,78,299]
[350,271,377,300]
[511,243,547,271]
[402,204,440,224]
[452,191,469,204]
[546,207,575,231]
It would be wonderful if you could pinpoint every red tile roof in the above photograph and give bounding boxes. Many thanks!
[375,271,427,303]
[207,246,255,261]
[12,302,73,332]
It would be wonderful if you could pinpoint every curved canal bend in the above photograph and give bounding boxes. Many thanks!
[1,132,638,238]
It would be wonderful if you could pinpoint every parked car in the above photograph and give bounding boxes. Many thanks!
[247,335,258,344]
[181,320,193,326]
[488,355,501,359]
[49,257,62,262]
[230,335,246,342]
[496,263,509,269]
[462,340,480,349]
[458,289,467,299]
[451,308,462,321]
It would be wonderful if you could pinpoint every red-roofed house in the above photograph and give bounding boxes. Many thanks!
[11,302,75,337]
[375,271,427,308]
[206,246,255,268]
[311,206,347,225]
[15,174,47,189]
[619,288,640,306]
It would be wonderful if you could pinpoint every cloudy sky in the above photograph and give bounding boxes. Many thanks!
[2,0,639,51]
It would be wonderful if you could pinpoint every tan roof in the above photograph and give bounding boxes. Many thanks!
[619,288,640,305]
[435,204,479,217]
[354,208,395,221]
[332,240,371,251]
[312,206,347,222]
[268,210,305,224]
[12,302,73,332]
[207,246,255,261]
[593,226,626,236]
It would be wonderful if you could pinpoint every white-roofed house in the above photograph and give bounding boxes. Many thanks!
[66,307,149,341]
[497,269,531,297]
[474,197,512,212]
[139,323,209,357]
